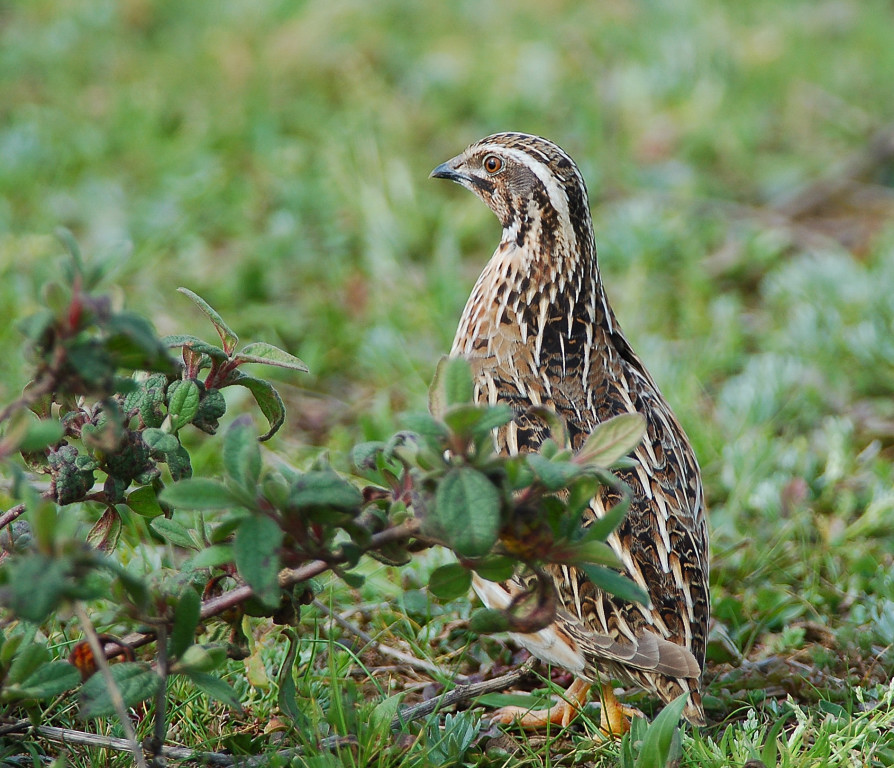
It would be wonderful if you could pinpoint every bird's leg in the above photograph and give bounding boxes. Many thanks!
[597,683,645,739]
[490,677,591,728]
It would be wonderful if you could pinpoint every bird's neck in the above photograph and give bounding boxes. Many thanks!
[450,227,613,365]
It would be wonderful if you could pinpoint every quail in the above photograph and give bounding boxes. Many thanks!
[431,133,709,733]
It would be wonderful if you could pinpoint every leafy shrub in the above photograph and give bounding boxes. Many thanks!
[0,242,668,764]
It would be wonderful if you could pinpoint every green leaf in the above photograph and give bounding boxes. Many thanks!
[26,491,60,553]
[443,404,514,447]
[371,692,405,731]
[8,661,80,700]
[161,334,229,361]
[100,557,150,611]
[235,342,308,372]
[340,570,365,588]
[176,645,227,673]
[351,441,386,470]
[428,563,473,600]
[17,419,64,453]
[468,607,511,633]
[443,404,489,439]
[576,413,646,468]
[167,379,201,431]
[17,308,55,344]
[443,357,474,406]
[80,662,160,720]
[429,356,474,419]
[401,413,450,446]
[182,544,235,570]
[7,553,69,622]
[526,453,582,490]
[470,404,515,438]
[555,539,621,569]
[223,418,261,491]
[169,587,201,659]
[142,427,181,456]
[126,485,165,518]
[150,516,199,549]
[160,478,240,510]
[277,629,309,728]
[167,444,193,481]
[177,287,238,355]
[435,467,501,558]
[761,711,792,767]
[526,406,567,447]
[289,470,362,511]
[56,227,85,279]
[227,372,286,441]
[565,475,601,517]
[633,693,686,768]
[6,642,49,685]
[582,496,631,542]
[105,311,177,373]
[184,671,243,710]
[472,555,516,583]
[86,507,122,552]
[234,515,283,607]
[578,564,649,605]
[65,339,113,387]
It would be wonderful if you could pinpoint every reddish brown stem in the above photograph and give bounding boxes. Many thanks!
[0,504,26,531]
[103,518,423,657]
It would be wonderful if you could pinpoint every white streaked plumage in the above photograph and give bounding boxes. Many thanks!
[432,133,710,727]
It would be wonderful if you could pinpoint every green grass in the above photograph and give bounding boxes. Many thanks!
[3,0,894,765]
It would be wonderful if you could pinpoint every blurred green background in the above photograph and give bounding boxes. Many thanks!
[3,0,894,699]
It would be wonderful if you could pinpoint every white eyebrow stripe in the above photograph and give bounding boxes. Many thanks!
[474,144,577,253]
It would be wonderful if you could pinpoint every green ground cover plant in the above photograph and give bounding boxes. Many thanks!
[2,1,894,765]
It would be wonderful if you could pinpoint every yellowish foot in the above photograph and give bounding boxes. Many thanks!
[490,678,591,728]
[597,683,645,739]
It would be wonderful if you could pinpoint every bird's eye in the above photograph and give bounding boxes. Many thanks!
[483,155,503,174]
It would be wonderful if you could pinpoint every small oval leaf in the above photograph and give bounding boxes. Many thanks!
[288,470,362,511]
[428,563,472,601]
[13,661,80,700]
[236,342,308,372]
[578,563,649,605]
[234,515,283,608]
[86,507,122,553]
[150,516,198,550]
[223,418,261,491]
[526,454,582,491]
[159,478,240,511]
[227,372,286,441]
[80,662,160,719]
[18,419,65,453]
[429,356,474,419]
[142,428,181,456]
[576,413,646,468]
[169,587,201,659]
[167,379,201,431]
[435,467,501,558]
[472,555,516,583]
[126,485,165,518]
[186,670,243,711]
[468,607,512,634]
